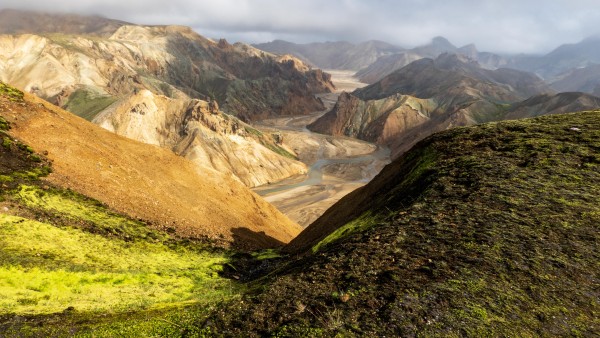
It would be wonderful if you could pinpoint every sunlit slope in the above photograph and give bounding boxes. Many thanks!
[0,82,301,249]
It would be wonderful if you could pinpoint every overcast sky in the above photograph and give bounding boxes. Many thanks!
[3,0,600,54]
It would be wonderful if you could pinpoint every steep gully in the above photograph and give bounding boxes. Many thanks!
[252,70,390,227]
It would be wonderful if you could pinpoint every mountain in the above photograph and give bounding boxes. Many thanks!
[354,52,423,84]
[95,90,306,187]
[410,36,458,58]
[309,54,564,157]
[0,82,301,249]
[356,37,510,83]
[550,64,600,94]
[210,110,600,336]
[354,53,549,101]
[0,24,333,122]
[253,39,403,70]
[0,9,128,37]
[0,13,334,186]
[504,92,600,119]
[510,35,600,79]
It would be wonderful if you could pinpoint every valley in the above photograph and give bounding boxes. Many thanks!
[1,6,600,337]
[253,70,390,226]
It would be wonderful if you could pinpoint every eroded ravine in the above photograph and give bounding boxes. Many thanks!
[252,70,391,227]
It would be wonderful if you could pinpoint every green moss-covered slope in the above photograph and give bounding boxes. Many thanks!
[0,112,241,336]
[207,110,600,337]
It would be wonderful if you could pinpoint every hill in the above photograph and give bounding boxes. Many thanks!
[253,39,403,70]
[356,37,510,83]
[308,54,568,158]
[209,110,600,336]
[510,35,600,79]
[0,13,333,186]
[94,89,306,187]
[0,82,301,250]
[550,64,600,95]
[0,9,128,37]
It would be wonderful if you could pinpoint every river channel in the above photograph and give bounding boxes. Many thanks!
[252,70,391,227]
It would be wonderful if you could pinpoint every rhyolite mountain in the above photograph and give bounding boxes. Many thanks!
[253,39,404,70]
[0,82,301,249]
[307,53,593,158]
[356,37,510,83]
[95,89,306,187]
[0,22,333,122]
[208,110,600,336]
[0,8,128,37]
[0,11,334,186]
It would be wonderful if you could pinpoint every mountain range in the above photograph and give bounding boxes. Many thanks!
[256,35,600,95]
[0,10,334,187]
[253,39,403,70]
[308,53,600,158]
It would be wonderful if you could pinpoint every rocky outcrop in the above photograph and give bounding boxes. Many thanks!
[96,90,306,187]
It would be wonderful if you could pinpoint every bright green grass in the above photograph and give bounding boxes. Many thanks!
[16,185,165,241]
[0,214,237,315]
[312,212,380,253]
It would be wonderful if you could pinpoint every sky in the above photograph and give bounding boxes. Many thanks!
[2,0,600,54]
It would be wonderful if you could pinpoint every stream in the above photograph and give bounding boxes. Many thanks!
[251,72,391,227]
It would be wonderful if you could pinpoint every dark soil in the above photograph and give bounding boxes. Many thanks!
[206,111,600,337]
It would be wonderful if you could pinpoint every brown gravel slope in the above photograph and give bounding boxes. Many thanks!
[0,88,301,249]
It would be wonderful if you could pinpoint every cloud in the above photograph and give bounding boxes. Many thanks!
[2,0,600,54]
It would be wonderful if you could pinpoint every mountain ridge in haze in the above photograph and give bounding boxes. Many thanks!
[253,39,404,70]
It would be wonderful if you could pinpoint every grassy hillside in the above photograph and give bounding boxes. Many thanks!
[207,110,600,336]
[0,88,242,336]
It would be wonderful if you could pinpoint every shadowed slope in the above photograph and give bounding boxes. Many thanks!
[208,111,600,336]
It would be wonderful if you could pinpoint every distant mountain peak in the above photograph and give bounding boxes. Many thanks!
[431,36,456,48]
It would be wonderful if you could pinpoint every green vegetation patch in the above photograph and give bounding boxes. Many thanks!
[312,211,379,253]
[261,141,298,160]
[0,214,236,315]
[63,88,117,121]
[15,185,166,242]
[0,116,10,131]
[0,82,24,102]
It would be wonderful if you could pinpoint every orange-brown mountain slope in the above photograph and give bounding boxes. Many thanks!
[0,83,301,250]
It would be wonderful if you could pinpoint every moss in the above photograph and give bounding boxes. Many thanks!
[262,141,298,160]
[0,82,24,102]
[0,214,238,316]
[0,116,10,131]
[312,212,379,253]
[207,110,600,336]
[63,89,117,121]
[244,126,263,137]
[251,249,282,260]
[2,137,12,149]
